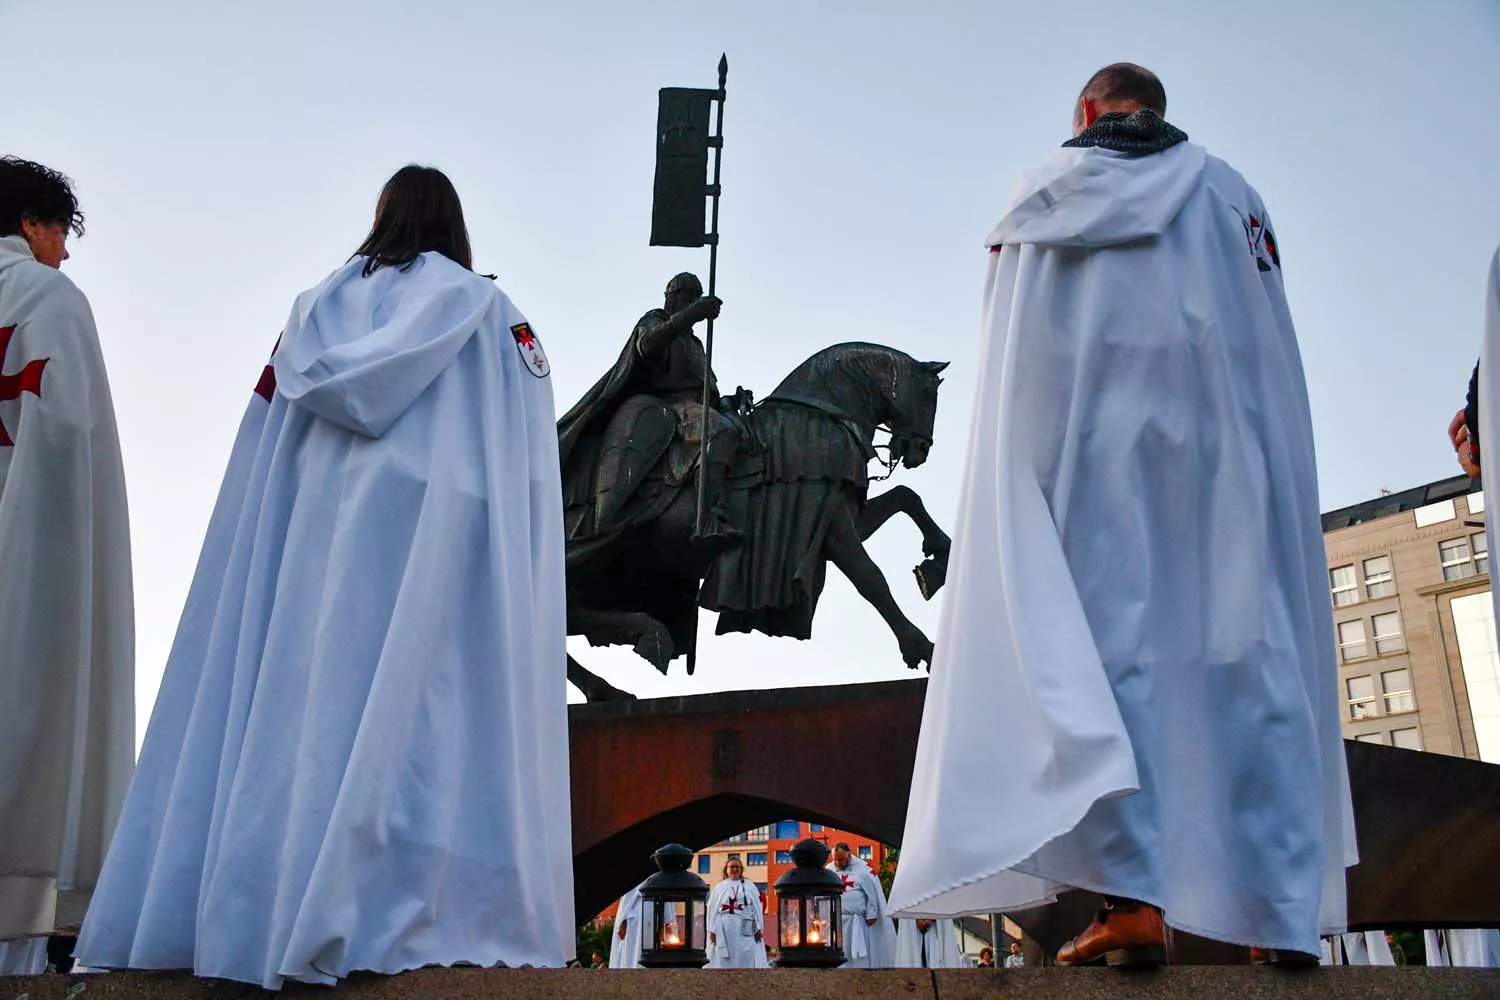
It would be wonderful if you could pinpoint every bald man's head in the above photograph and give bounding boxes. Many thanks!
[1072,63,1166,136]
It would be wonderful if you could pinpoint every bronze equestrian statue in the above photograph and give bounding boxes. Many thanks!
[559,274,949,700]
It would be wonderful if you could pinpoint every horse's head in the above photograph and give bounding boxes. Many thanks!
[886,358,947,469]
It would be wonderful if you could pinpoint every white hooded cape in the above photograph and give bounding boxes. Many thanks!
[1425,928,1500,968]
[830,858,895,968]
[75,252,573,988]
[1477,247,1500,631]
[894,919,962,969]
[888,140,1356,955]
[1321,931,1395,966]
[706,877,767,968]
[0,236,134,943]
[607,882,677,969]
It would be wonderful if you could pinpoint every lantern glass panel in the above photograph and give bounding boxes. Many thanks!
[778,897,803,948]
[810,895,838,949]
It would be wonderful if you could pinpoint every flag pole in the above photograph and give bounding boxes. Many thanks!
[694,53,728,538]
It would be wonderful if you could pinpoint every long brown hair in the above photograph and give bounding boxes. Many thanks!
[352,165,473,276]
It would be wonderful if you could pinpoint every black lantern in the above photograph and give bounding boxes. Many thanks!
[773,838,845,967]
[637,843,710,968]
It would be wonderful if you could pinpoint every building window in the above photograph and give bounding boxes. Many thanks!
[1346,675,1376,720]
[1338,620,1368,661]
[746,825,774,841]
[1474,533,1489,576]
[1441,538,1476,581]
[1470,492,1487,515]
[1355,732,1385,744]
[1391,727,1423,751]
[1329,565,1359,607]
[698,855,711,874]
[775,850,792,864]
[1372,612,1404,655]
[1362,556,1395,599]
[746,852,768,867]
[775,820,801,839]
[727,853,741,862]
[1416,498,1457,527]
[858,845,873,861]
[1381,668,1414,713]
[809,824,824,832]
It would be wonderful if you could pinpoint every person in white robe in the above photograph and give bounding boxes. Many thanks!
[73,165,574,989]
[894,919,963,969]
[706,859,767,969]
[1425,929,1500,968]
[829,845,895,968]
[1467,246,1500,630]
[0,158,134,978]
[887,63,1356,967]
[1320,932,1395,966]
[607,880,677,969]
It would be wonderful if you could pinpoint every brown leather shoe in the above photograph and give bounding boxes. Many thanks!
[1055,900,1169,967]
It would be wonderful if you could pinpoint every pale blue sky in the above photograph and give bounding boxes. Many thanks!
[6,0,1500,723]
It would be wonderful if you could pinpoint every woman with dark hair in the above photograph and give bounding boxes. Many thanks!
[77,166,572,988]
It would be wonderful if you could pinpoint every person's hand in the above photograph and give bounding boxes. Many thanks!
[694,295,723,323]
[866,917,877,927]
[617,920,628,940]
[1450,408,1469,451]
[1461,441,1481,478]
[1450,408,1481,477]
[754,931,763,943]
[709,932,717,945]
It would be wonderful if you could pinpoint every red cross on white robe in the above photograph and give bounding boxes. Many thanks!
[254,335,282,402]
[0,324,48,446]
[840,874,856,891]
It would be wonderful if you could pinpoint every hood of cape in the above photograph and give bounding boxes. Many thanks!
[273,251,498,438]
[987,112,1208,250]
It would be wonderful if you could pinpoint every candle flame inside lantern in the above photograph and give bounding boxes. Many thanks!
[808,926,822,945]
[664,923,681,947]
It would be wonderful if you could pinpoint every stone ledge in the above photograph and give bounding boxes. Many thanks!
[2,967,1498,1000]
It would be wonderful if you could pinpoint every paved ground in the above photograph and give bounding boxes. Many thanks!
[4,967,1500,1000]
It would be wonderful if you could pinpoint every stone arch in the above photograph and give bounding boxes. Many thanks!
[568,680,922,920]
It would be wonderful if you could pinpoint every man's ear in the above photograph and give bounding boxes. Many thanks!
[1079,96,1101,131]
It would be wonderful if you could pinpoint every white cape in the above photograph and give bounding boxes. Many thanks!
[831,859,895,968]
[889,140,1356,955]
[0,236,134,941]
[1477,247,1500,631]
[706,878,767,968]
[1425,928,1500,968]
[607,882,676,969]
[1321,931,1395,966]
[75,252,573,988]
[0,937,48,975]
[894,919,963,969]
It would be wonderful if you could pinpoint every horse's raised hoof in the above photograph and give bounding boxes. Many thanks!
[900,628,934,671]
[633,621,676,674]
[914,556,947,600]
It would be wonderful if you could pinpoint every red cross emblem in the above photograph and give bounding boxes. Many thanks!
[254,335,282,402]
[0,325,48,447]
[840,874,856,891]
[720,894,745,914]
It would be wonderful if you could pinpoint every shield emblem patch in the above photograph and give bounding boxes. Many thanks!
[511,322,550,378]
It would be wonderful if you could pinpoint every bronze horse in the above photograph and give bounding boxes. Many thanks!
[561,342,950,701]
